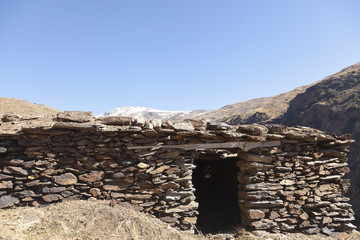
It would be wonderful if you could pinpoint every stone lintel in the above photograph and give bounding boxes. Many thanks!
[127,140,281,151]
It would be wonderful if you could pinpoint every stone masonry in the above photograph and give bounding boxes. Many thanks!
[0,111,356,234]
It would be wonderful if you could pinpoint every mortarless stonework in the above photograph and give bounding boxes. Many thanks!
[0,111,356,234]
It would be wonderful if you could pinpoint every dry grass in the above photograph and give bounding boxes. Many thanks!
[0,200,358,240]
[0,200,204,240]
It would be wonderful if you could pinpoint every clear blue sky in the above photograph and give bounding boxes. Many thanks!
[1,1,360,115]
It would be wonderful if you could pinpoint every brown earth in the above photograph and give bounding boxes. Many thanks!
[0,97,59,120]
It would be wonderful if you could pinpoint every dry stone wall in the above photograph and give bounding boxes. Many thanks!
[237,125,355,234]
[0,111,356,234]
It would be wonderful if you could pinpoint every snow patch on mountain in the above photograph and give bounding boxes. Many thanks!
[98,106,210,120]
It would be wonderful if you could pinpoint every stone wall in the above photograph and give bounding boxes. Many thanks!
[0,111,356,234]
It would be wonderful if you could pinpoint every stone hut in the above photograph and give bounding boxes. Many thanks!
[0,111,356,234]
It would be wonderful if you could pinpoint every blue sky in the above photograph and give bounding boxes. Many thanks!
[1,1,360,115]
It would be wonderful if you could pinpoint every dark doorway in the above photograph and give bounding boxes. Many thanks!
[192,157,241,234]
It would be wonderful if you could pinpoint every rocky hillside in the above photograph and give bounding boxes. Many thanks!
[0,97,59,120]
[280,62,360,228]
[198,84,316,124]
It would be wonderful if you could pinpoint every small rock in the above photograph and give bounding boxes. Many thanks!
[0,181,13,189]
[54,173,77,185]
[280,179,295,186]
[286,195,296,201]
[0,173,13,180]
[151,119,162,128]
[25,180,40,187]
[103,181,132,191]
[173,122,194,131]
[42,186,67,193]
[237,124,268,136]
[42,194,63,202]
[250,219,277,229]
[321,227,333,235]
[0,195,20,208]
[98,116,133,125]
[89,188,101,197]
[162,121,174,129]
[112,172,125,178]
[322,216,332,224]
[183,217,197,224]
[124,193,152,200]
[111,192,125,198]
[5,159,24,166]
[61,191,74,198]
[299,220,310,228]
[137,163,149,169]
[165,167,181,175]
[4,166,29,176]
[149,165,170,175]
[300,212,309,220]
[79,171,104,183]
[279,222,295,231]
[247,209,265,219]
[303,227,320,234]
[134,117,146,126]
[13,190,37,198]
[160,182,180,190]
[269,211,280,220]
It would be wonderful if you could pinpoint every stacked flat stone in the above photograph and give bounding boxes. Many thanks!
[237,125,355,234]
[0,111,356,233]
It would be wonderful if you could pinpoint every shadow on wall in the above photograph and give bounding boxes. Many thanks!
[192,157,241,234]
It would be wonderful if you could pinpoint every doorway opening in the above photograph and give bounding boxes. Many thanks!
[192,156,241,234]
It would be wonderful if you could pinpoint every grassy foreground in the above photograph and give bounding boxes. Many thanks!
[0,200,358,240]
[0,200,203,240]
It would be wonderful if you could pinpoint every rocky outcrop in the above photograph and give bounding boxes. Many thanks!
[0,111,356,233]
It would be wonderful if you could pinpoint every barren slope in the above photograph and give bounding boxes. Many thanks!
[198,84,316,124]
[0,97,59,119]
